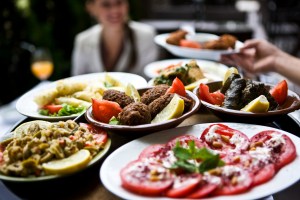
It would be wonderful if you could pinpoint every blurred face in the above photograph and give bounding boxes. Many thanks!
[87,0,129,27]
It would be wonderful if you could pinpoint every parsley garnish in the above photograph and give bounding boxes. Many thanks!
[109,116,120,125]
[171,140,224,174]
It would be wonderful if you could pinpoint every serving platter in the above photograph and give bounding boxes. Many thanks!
[154,33,244,61]
[0,113,111,182]
[15,72,147,121]
[194,81,300,123]
[100,122,300,200]
[85,88,200,135]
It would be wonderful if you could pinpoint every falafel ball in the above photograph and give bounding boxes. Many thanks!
[148,93,193,118]
[103,89,134,108]
[141,85,170,105]
[118,102,152,125]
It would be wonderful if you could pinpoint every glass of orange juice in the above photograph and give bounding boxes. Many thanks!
[31,48,54,80]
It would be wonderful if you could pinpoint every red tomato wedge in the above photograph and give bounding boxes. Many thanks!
[79,123,108,145]
[139,144,166,159]
[92,98,122,123]
[167,77,186,97]
[179,39,202,49]
[200,124,250,153]
[198,83,224,106]
[250,130,296,170]
[42,104,63,114]
[213,165,253,195]
[165,173,202,198]
[120,160,173,196]
[269,80,288,105]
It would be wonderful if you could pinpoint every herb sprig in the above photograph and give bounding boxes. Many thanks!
[171,140,224,173]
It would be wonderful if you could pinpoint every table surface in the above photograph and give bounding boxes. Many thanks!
[2,109,300,200]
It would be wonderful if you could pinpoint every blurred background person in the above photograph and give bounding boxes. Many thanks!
[221,39,300,86]
[71,0,159,77]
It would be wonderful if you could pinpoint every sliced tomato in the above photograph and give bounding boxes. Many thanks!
[165,173,202,198]
[42,104,63,114]
[251,164,276,186]
[269,80,288,105]
[198,83,224,106]
[92,98,122,123]
[79,123,108,145]
[120,160,173,196]
[224,151,276,187]
[200,124,250,153]
[179,39,202,49]
[250,130,296,170]
[139,144,166,159]
[187,179,219,198]
[213,165,253,195]
[167,135,205,149]
[167,77,186,97]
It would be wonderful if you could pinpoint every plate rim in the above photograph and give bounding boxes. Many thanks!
[15,72,148,121]
[100,122,300,200]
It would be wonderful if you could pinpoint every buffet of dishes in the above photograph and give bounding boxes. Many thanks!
[1,31,300,200]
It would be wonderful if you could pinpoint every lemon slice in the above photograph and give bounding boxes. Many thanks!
[185,78,209,91]
[223,67,239,85]
[13,120,52,138]
[104,73,123,87]
[125,83,140,102]
[151,94,184,123]
[42,149,92,175]
[241,95,269,113]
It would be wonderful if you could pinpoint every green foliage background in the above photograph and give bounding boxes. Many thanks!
[0,0,139,105]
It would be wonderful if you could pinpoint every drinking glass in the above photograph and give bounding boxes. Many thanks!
[31,48,54,81]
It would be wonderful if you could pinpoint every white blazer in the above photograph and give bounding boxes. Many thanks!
[71,21,159,77]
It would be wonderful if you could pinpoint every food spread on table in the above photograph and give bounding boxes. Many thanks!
[34,73,125,117]
[0,120,108,177]
[198,67,288,113]
[120,123,296,198]
[166,29,237,50]
[91,78,195,125]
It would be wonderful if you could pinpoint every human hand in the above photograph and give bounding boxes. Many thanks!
[221,39,283,74]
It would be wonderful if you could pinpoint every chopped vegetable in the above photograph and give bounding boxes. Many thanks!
[92,98,122,123]
[167,77,186,97]
[199,83,225,106]
[269,80,288,105]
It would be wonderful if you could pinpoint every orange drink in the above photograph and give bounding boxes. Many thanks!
[31,61,54,80]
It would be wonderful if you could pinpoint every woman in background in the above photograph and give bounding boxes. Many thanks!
[71,0,159,76]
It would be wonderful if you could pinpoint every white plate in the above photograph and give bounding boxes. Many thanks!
[155,33,244,61]
[100,123,300,200]
[16,72,148,121]
[144,59,228,80]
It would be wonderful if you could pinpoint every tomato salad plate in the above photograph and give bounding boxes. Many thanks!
[16,72,147,121]
[100,123,300,200]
